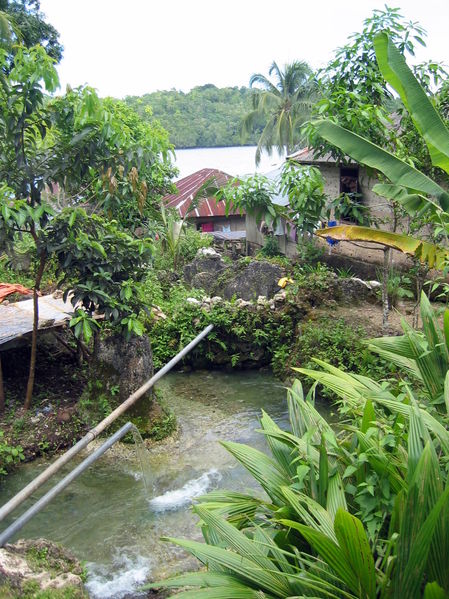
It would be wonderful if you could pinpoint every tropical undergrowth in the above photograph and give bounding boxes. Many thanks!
[146,279,297,371]
[146,261,397,385]
[145,293,449,599]
[276,316,398,390]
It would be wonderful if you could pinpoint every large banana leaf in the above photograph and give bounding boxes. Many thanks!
[374,32,449,175]
[315,225,448,268]
[312,120,449,213]
[372,183,430,217]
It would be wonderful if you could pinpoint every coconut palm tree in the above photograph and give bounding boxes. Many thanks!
[242,60,316,165]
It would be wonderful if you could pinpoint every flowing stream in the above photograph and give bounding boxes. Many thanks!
[0,371,309,597]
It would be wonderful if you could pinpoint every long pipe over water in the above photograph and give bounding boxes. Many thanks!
[0,422,134,546]
[0,324,214,523]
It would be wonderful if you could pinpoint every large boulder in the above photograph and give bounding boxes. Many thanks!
[93,333,153,404]
[222,260,285,301]
[337,277,380,303]
[0,538,87,597]
[81,333,154,432]
[183,248,229,294]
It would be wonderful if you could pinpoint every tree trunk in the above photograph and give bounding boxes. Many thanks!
[0,356,5,413]
[382,247,391,335]
[24,253,46,411]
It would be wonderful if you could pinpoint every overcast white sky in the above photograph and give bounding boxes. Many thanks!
[40,0,449,98]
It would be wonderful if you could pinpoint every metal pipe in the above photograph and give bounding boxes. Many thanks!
[0,422,134,546]
[0,324,213,522]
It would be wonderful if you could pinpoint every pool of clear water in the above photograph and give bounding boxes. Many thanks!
[0,371,304,597]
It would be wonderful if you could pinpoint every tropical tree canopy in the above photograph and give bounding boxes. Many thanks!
[242,60,316,165]
[0,0,63,61]
[304,5,448,168]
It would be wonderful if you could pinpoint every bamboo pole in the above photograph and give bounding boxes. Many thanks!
[0,324,213,522]
[0,422,134,546]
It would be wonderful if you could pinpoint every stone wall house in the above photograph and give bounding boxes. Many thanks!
[246,149,412,272]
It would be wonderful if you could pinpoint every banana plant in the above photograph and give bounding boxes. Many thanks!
[313,32,449,264]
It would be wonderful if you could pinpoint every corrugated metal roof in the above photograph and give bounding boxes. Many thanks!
[0,294,75,348]
[163,168,242,218]
[288,147,356,165]
[288,147,337,164]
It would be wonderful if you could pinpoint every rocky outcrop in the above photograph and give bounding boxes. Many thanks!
[81,333,155,432]
[337,277,380,303]
[222,260,284,301]
[0,538,87,597]
[184,250,285,301]
[183,248,229,294]
[93,333,153,404]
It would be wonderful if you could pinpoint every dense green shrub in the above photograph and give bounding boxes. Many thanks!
[0,430,24,476]
[256,235,281,258]
[148,283,296,371]
[275,316,398,389]
[153,226,212,272]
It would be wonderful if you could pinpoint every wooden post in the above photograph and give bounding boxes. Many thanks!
[0,355,5,412]
[382,247,391,335]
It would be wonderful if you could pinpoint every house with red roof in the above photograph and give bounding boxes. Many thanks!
[163,168,245,237]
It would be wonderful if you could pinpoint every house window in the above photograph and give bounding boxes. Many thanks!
[338,167,364,223]
[340,167,359,194]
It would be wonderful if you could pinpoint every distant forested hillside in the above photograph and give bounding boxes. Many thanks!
[124,84,263,148]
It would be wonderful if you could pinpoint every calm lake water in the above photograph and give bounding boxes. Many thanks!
[174,145,284,179]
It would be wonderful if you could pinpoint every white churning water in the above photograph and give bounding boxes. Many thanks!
[149,468,222,512]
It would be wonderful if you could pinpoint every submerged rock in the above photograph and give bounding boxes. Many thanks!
[0,538,87,597]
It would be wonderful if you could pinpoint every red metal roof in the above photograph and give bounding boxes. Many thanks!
[163,168,242,219]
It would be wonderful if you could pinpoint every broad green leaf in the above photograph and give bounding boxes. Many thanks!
[280,486,337,541]
[396,457,449,597]
[82,318,92,343]
[424,582,449,599]
[375,32,449,175]
[361,400,376,433]
[333,509,376,599]
[161,536,291,597]
[288,519,359,594]
[444,371,449,417]
[194,506,288,590]
[313,120,449,213]
[260,410,296,478]
[221,441,292,504]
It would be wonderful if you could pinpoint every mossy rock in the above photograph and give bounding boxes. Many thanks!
[0,538,87,598]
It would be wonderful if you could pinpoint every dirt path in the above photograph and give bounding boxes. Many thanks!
[316,299,421,338]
